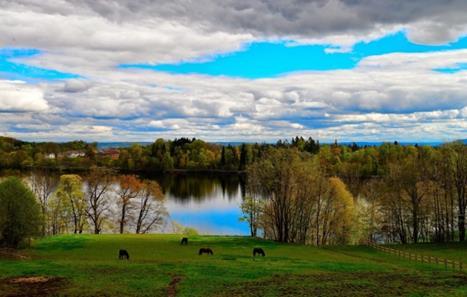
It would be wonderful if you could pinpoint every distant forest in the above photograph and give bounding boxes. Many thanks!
[0,136,322,172]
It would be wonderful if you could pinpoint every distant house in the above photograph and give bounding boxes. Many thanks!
[45,153,56,159]
[64,150,86,158]
[99,148,120,160]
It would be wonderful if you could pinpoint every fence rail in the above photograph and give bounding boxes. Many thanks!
[367,242,464,272]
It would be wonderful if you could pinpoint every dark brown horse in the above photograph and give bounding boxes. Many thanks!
[253,248,265,257]
[180,237,188,245]
[198,248,213,255]
[119,249,130,260]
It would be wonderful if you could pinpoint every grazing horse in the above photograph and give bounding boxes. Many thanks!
[119,249,130,260]
[198,248,213,255]
[253,248,265,257]
[180,237,188,245]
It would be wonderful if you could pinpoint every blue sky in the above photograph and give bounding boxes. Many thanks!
[3,31,467,81]
[0,0,466,142]
[0,48,78,81]
[122,31,467,78]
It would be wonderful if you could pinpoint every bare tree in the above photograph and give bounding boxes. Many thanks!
[86,168,113,234]
[135,181,166,234]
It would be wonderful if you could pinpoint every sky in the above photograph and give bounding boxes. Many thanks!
[0,0,466,143]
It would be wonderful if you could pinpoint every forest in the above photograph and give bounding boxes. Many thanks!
[0,136,465,247]
[243,142,466,246]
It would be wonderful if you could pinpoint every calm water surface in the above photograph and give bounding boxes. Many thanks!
[149,173,249,235]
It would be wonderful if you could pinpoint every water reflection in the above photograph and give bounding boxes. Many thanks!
[145,173,249,235]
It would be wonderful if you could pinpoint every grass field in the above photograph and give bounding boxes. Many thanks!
[0,235,466,297]
[388,241,467,263]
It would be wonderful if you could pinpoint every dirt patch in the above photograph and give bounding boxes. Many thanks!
[0,276,67,297]
[167,276,183,297]
[216,271,467,297]
[0,249,30,260]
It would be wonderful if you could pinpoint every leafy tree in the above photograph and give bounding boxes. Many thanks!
[0,177,42,247]
[54,175,86,234]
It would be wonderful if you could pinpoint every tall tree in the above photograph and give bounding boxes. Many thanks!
[117,175,142,234]
[135,181,166,234]
[28,170,57,235]
[54,175,86,234]
[86,168,113,234]
[449,143,467,241]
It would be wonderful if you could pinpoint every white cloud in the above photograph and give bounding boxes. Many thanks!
[0,80,48,112]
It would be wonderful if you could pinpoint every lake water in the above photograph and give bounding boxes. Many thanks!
[149,173,249,235]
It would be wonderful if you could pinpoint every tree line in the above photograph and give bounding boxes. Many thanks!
[32,168,167,236]
[0,137,263,172]
[0,168,168,247]
[0,136,323,172]
[242,141,466,245]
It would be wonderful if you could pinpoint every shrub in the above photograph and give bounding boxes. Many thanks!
[0,177,42,248]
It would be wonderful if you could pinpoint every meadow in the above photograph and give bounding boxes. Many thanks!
[0,235,466,297]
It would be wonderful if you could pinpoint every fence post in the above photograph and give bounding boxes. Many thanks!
[444,259,448,270]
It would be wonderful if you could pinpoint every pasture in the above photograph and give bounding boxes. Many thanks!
[0,235,466,297]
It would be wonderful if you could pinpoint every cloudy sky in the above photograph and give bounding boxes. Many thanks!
[0,0,466,142]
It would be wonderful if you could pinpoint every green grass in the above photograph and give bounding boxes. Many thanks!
[387,241,467,263]
[0,235,466,297]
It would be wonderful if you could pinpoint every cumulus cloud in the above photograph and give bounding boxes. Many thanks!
[5,0,467,45]
[0,80,48,112]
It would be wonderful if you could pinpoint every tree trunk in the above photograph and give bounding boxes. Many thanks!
[119,203,127,234]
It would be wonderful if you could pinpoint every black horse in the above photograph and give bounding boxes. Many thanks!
[199,248,213,255]
[119,249,130,260]
[253,248,265,257]
[180,237,188,245]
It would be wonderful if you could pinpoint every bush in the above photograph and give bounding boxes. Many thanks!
[0,177,42,248]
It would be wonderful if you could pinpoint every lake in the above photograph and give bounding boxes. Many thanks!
[149,173,249,235]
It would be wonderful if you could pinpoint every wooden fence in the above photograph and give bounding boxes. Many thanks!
[367,242,464,272]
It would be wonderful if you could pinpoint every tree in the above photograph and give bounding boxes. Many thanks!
[117,175,142,234]
[28,170,57,235]
[0,177,42,247]
[323,177,355,245]
[240,196,264,237]
[86,168,113,234]
[48,191,71,235]
[246,149,296,242]
[135,181,166,234]
[54,175,86,234]
[448,143,467,241]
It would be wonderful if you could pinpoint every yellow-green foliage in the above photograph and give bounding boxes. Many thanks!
[328,177,355,244]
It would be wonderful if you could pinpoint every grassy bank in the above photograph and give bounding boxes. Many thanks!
[0,235,466,296]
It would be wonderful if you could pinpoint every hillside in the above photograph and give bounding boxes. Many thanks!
[0,235,466,297]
